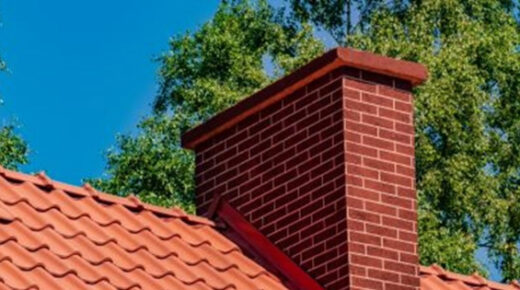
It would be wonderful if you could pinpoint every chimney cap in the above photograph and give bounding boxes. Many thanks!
[182,47,428,149]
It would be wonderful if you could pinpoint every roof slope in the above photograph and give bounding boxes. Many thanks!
[421,265,520,290]
[0,167,286,290]
[0,167,518,289]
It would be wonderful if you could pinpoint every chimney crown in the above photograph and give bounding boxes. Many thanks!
[182,47,427,149]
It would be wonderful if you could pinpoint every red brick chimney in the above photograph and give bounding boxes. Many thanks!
[183,48,427,290]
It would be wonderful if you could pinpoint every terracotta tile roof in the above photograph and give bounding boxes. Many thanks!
[420,265,520,290]
[0,167,286,290]
[0,167,519,289]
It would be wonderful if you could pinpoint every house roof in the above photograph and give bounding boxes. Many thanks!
[0,167,517,289]
[0,167,286,290]
[420,265,520,290]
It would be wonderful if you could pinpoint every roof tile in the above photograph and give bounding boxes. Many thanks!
[1,165,517,289]
[421,265,520,290]
[0,167,285,289]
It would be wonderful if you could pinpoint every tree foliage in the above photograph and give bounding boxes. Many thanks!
[288,0,385,44]
[0,123,28,170]
[93,0,520,281]
[89,0,323,211]
[295,0,520,281]
[0,57,28,170]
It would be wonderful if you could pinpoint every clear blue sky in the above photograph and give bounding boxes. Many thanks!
[0,1,219,184]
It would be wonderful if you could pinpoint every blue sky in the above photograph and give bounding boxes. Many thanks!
[0,1,219,183]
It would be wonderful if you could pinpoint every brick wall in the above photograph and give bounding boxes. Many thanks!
[343,74,418,290]
[194,66,418,289]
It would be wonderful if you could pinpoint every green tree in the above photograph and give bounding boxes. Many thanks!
[288,0,384,44]
[90,0,323,212]
[0,55,28,170]
[288,0,520,281]
[0,122,28,170]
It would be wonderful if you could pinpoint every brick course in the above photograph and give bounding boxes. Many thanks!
[193,65,419,289]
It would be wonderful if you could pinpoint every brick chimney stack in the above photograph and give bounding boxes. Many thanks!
[183,48,427,289]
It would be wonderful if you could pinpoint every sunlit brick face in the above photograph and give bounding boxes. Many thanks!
[194,67,418,289]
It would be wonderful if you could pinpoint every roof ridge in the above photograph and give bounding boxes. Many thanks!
[0,166,214,227]
[420,264,520,289]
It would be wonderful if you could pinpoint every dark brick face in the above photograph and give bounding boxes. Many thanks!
[194,67,418,290]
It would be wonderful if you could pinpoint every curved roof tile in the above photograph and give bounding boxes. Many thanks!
[0,166,518,289]
[0,167,285,290]
[420,265,520,290]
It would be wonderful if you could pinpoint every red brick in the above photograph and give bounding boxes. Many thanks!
[380,151,412,166]
[362,114,394,129]
[397,187,415,198]
[379,108,411,123]
[382,194,413,209]
[395,122,414,134]
[347,219,365,231]
[350,232,381,246]
[287,194,311,213]
[347,142,378,157]
[366,202,397,217]
[307,73,331,93]
[363,93,393,108]
[345,131,362,143]
[351,254,383,268]
[383,216,414,231]
[394,101,412,112]
[345,120,378,136]
[345,153,362,165]
[348,186,380,201]
[379,129,412,145]
[396,144,414,155]
[320,79,342,97]
[349,209,381,224]
[296,112,320,131]
[344,109,361,121]
[399,209,417,221]
[400,275,420,287]
[273,104,295,123]
[345,78,377,93]
[383,238,415,253]
[396,165,415,177]
[237,134,258,151]
[296,91,318,110]
[347,99,378,115]
[381,172,412,188]
[399,231,417,242]
[366,224,398,238]
[363,157,395,172]
[385,261,416,274]
[350,265,367,276]
[363,136,395,151]
[249,118,271,136]
[352,277,383,290]
[400,253,419,264]
[379,85,411,102]
[347,164,379,179]
[314,247,339,265]
[368,269,399,283]
[365,180,396,195]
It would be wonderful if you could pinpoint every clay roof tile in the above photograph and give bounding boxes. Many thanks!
[0,166,517,289]
[0,168,285,289]
[421,265,519,290]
